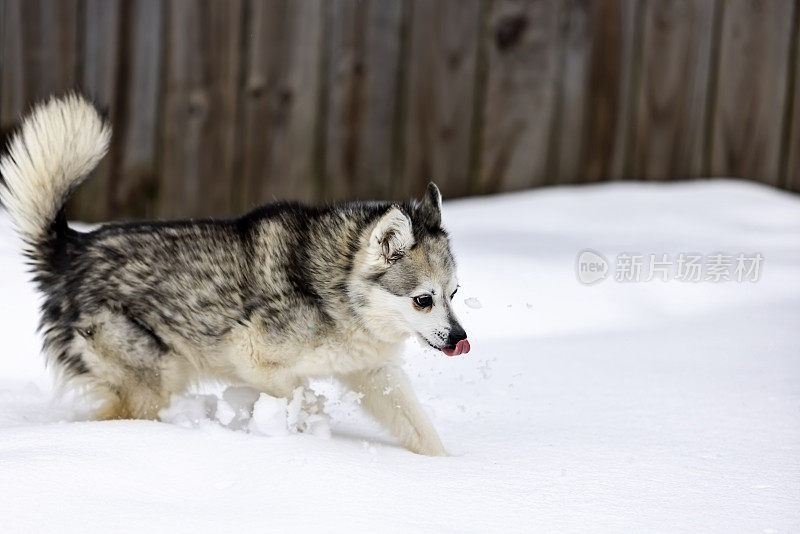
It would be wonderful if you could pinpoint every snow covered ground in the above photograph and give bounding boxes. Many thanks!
[1,179,799,532]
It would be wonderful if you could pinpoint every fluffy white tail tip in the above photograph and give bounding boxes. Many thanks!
[0,93,110,240]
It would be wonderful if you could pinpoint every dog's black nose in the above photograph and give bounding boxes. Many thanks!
[447,325,468,347]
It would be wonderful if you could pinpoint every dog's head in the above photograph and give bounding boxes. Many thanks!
[351,183,470,356]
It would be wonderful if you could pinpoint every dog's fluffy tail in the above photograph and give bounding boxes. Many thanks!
[0,94,110,250]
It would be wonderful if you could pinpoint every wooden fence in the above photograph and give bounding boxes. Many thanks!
[1,0,799,222]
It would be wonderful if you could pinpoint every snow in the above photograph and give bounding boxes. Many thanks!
[1,179,799,532]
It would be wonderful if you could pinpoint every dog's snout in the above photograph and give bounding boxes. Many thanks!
[447,324,467,346]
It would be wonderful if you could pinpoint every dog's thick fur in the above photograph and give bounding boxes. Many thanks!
[0,95,468,456]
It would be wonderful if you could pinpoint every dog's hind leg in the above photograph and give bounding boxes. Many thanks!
[91,385,134,420]
[80,366,173,421]
[85,360,184,421]
[342,365,447,456]
[77,310,188,420]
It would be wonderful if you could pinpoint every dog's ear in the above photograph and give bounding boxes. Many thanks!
[418,182,442,228]
[370,206,414,264]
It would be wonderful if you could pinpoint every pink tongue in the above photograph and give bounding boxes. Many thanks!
[442,339,470,357]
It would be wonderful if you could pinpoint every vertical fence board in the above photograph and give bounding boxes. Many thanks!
[551,0,591,185]
[603,0,640,182]
[70,0,122,222]
[399,0,480,199]
[111,0,164,219]
[632,0,716,181]
[324,0,402,201]
[789,86,800,190]
[784,4,800,193]
[554,0,640,184]
[710,0,795,184]
[159,0,243,218]
[0,0,78,131]
[238,0,323,209]
[478,0,560,193]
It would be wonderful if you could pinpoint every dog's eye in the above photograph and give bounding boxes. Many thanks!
[450,288,458,300]
[412,295,433,309]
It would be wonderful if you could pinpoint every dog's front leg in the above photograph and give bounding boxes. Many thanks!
[342,365,446,456]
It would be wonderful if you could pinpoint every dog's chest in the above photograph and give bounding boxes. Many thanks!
[223,321,397,377]
[294,328,397,376]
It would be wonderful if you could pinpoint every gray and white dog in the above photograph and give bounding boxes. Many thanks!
[0,95,470,455]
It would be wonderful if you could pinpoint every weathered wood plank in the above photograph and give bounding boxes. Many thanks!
[784,6,800,193]
[632,0,716,181]
[477,0,560,193]
[551,0,591,185]
[0,0,78,131]
[400,0,481,199]
[324,0,402,201]
[159,0,243,218]
[238,0,324,209]
[70,0,122,222]
[710,0,795,184]
[111,0,164,220]
[553,0,640,184]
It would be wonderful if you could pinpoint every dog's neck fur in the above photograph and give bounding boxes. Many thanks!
[246,203,393,339]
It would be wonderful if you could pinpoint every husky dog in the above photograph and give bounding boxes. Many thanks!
[0,95,470,456]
